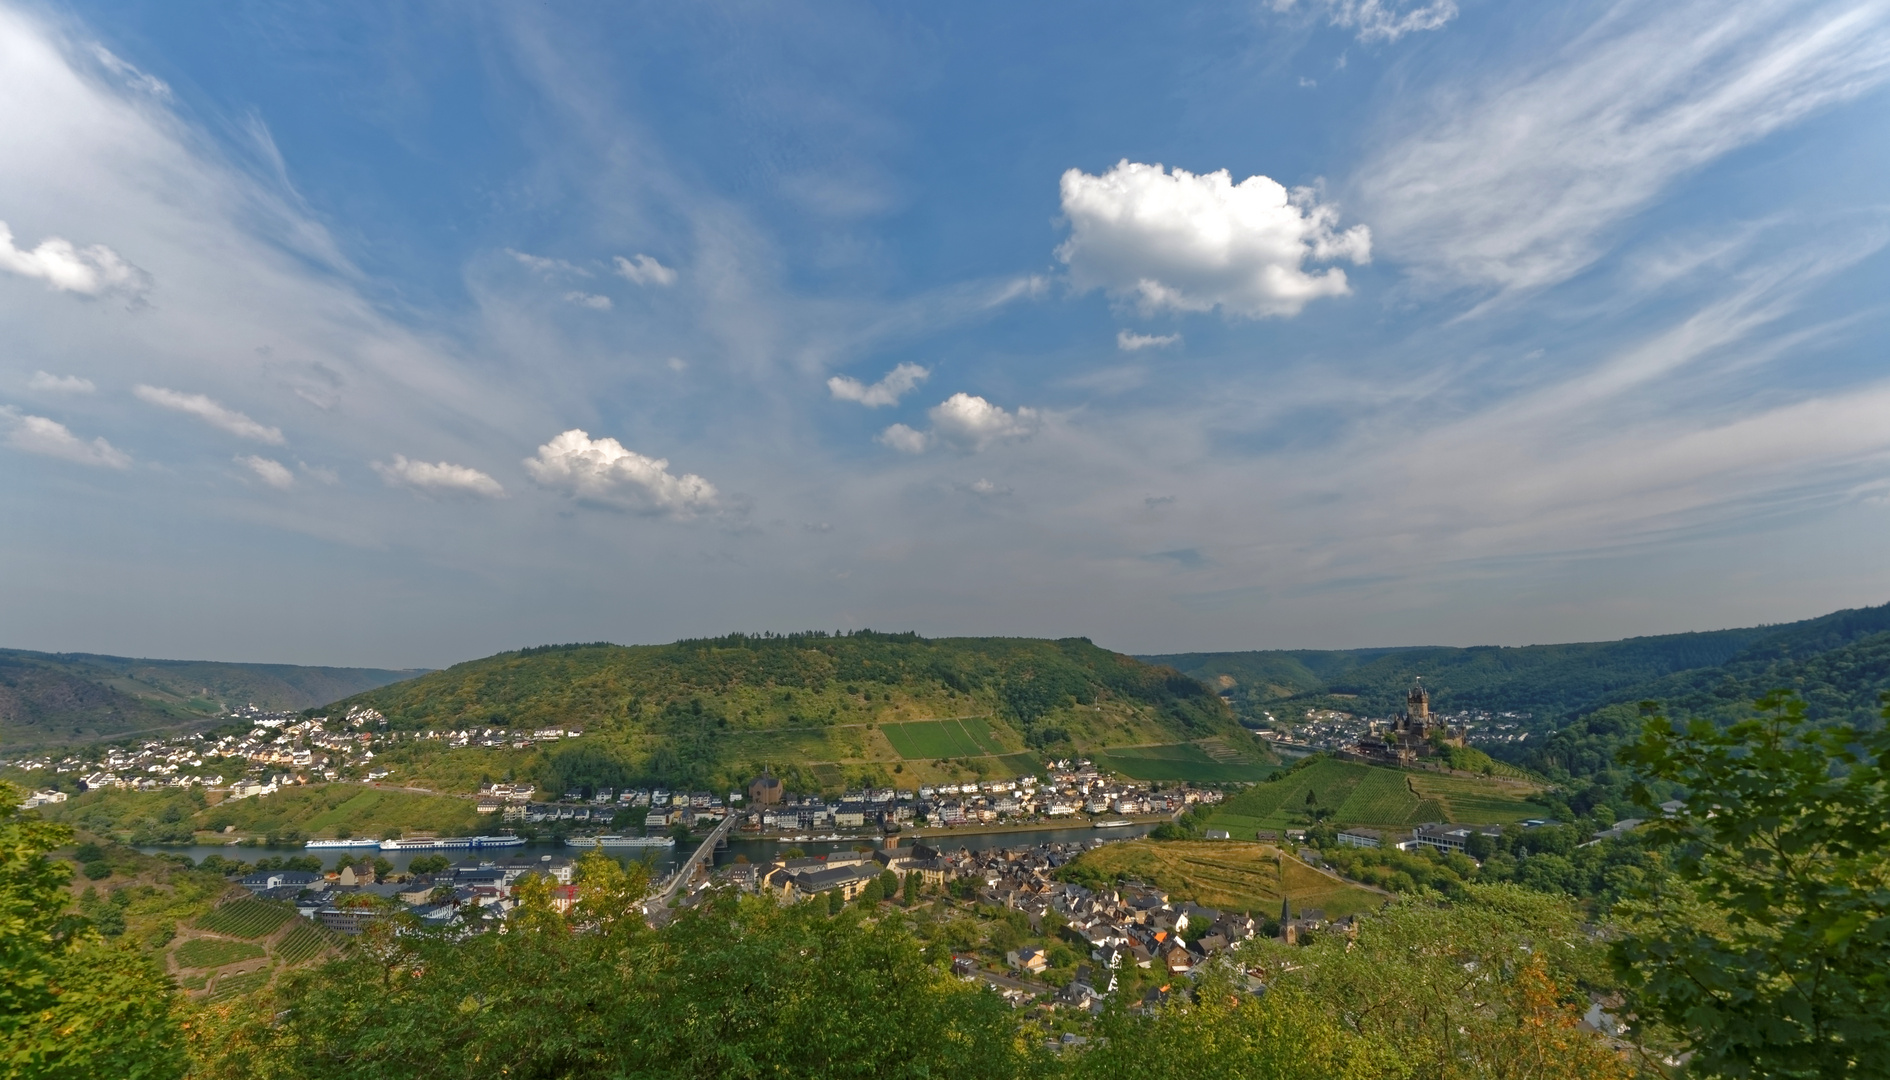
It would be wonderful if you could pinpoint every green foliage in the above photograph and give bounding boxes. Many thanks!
[193,892,1034,1080]
[0,780,185,1079]
[407,854,451,875]
[1612,692,1890,1078]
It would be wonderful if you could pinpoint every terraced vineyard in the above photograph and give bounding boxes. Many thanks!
[1060,839,1385,919]
[1205,757,1547,834]
[171,897,340,1002]
[174,937,266,968]
[206,969,273,1002]
[195,898,294,938]
[1407,772,1551,824]
[881,717,1008,758]
[275,919,339,965]
[1093,741,1278,783]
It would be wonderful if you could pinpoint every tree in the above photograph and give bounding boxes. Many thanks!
[0,781,184,1079]
[195,891,1034,1080]
[1614,692,1890,1078]
[902,871,920,907]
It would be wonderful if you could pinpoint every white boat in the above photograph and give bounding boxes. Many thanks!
[305,838,383,849]
[379,835,525,851]
[1091,819,1134,829]
[564,835,676,849]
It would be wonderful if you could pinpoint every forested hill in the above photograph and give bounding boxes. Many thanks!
[321,632,1248,794]
[0,650,422,748]
[1146,600,1890,728]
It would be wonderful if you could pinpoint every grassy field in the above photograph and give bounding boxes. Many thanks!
[1206,758,1549,834]
[1093,741,1280,784]
[195,898,296,938]
[174,938,266,969]
[882,717,1008,758]
[1062,839,1384,920]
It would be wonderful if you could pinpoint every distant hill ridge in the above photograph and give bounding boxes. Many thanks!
[319,631,1256,795]
[1145,600,1890,729]
[0,649,423,748]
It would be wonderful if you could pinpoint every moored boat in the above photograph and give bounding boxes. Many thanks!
[564,834,677,849]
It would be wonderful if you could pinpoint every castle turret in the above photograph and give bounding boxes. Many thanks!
[1406,682,1429,723]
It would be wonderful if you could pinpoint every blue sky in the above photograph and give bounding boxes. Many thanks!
[2,0,1888,668]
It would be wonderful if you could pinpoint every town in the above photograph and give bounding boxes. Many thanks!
[226,830,1300,1015]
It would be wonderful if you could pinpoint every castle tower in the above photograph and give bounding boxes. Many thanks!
[1406,682,1429,724]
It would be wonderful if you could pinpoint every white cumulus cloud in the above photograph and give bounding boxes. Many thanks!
[1117,329,1182,351]
[1275,0,1458,42]
[880,393,1041,454]
[524,429,716,517]
[1,407,129,467]
[564,291,613,310]
[373,455,505,498]
[134,385,283,444]
[614,253,677,287]
[1057,161,1370,319]
[828,362,930,407]
[877,423,931,454]
[0,219,150,300]
[237,454,293,489]
[28,371,95,393]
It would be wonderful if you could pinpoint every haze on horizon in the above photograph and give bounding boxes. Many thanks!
[3,0,1889,671]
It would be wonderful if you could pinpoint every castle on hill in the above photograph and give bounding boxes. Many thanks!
[1350,682,1466,767]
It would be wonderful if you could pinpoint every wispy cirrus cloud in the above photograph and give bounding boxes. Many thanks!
[1271,0,1459,43]
[134,386,284,444]
[1358,0,1890,295]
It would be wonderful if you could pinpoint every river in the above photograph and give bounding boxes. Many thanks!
[137,822,1160,877]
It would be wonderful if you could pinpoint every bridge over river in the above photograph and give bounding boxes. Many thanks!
[643,814,734,924]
